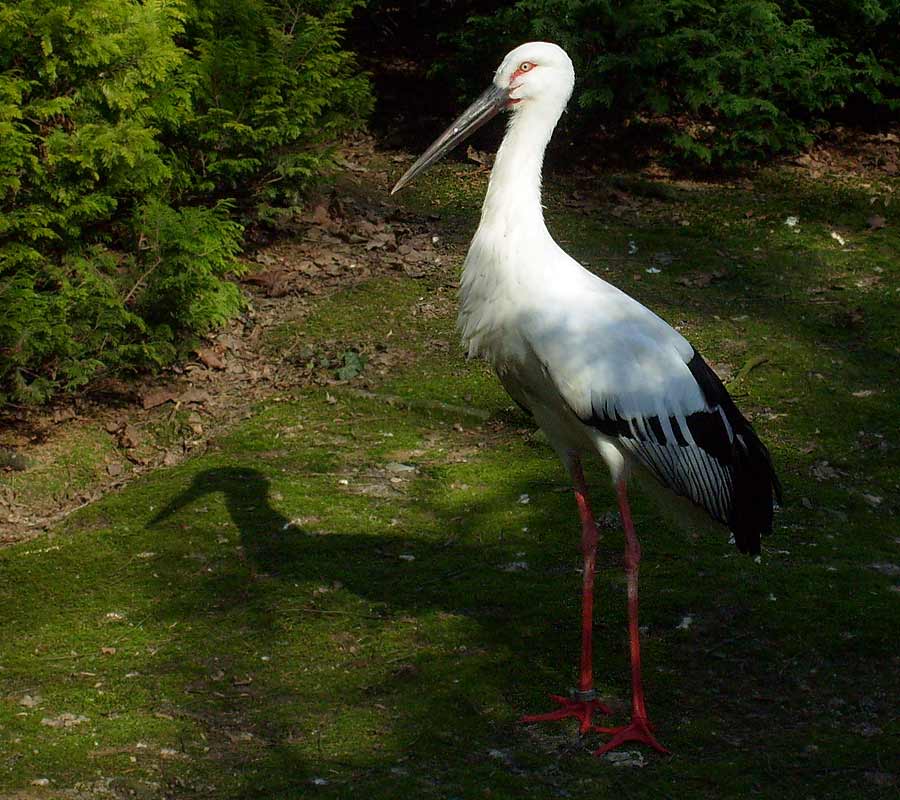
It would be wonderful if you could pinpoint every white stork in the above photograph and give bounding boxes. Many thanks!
[391,42,781,756]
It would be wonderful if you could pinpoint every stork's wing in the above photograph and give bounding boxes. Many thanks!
[590,349,780,554]
[529,295,781,554]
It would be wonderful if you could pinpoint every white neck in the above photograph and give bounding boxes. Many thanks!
[478,102,564,236]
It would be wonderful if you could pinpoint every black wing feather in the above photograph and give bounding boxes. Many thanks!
[585,350,781,555]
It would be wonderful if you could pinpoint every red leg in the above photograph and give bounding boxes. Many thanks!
[520,454,613,733]
[593,480,669,755]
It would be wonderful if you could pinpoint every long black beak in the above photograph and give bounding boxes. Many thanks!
[391,83,510,194]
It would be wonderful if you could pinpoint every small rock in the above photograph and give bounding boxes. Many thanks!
[653,251,674,266]
[41,713,89,728]
[810,460,842,481]
[385,462,417,473]
[488,748,514,765]
[852,722,883,738]
[605,750,646,768]
[19,694,41,708]
[864,770,896,786]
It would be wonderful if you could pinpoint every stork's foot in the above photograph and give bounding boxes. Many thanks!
[520,691,614,734]
[592,715,670,756]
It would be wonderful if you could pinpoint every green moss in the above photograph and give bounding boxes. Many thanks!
[1,162,898,798]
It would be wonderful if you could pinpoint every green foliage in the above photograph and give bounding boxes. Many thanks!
[133,200,246,334]
[1,250,136,404]
[0,0,189,404]
[438,0,897,165]
[179,0,371,212]
[793,0,900,109]
[335,348,366,380]
[0,0,369,405]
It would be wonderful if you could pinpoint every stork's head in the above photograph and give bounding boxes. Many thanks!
[493,41,575,110]
[391,42,574,194]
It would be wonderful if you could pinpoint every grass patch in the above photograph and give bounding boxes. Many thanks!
[1,162,898,798]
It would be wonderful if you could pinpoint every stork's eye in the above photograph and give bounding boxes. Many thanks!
[519,62,535,72]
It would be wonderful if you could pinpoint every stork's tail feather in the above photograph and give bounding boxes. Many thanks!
[686,351,781,555]
[727,422,782,555]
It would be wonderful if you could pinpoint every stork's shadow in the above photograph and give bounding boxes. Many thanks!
[150,466,296,576]
[148,465,502,604]
[146,463,564,796]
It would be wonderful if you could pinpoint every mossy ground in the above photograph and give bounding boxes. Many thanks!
[1,157,897,798]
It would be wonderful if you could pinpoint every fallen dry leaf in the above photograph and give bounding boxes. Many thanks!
[196,348,225,370]
[676,270,726,288]
[310,204,333,226]
[119,424,140,449]
[52,407,76,424]
[179,388,210,405]
[141,387,178,410]
[242,269,293,297]
[466,145,492,166]
[365,232,396,251]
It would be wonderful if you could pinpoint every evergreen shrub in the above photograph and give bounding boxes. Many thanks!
[438,0,896,165]
[0,0,369,405]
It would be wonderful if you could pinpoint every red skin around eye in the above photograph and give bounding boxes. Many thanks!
[508,64,533,104]
[510,64,533,84]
